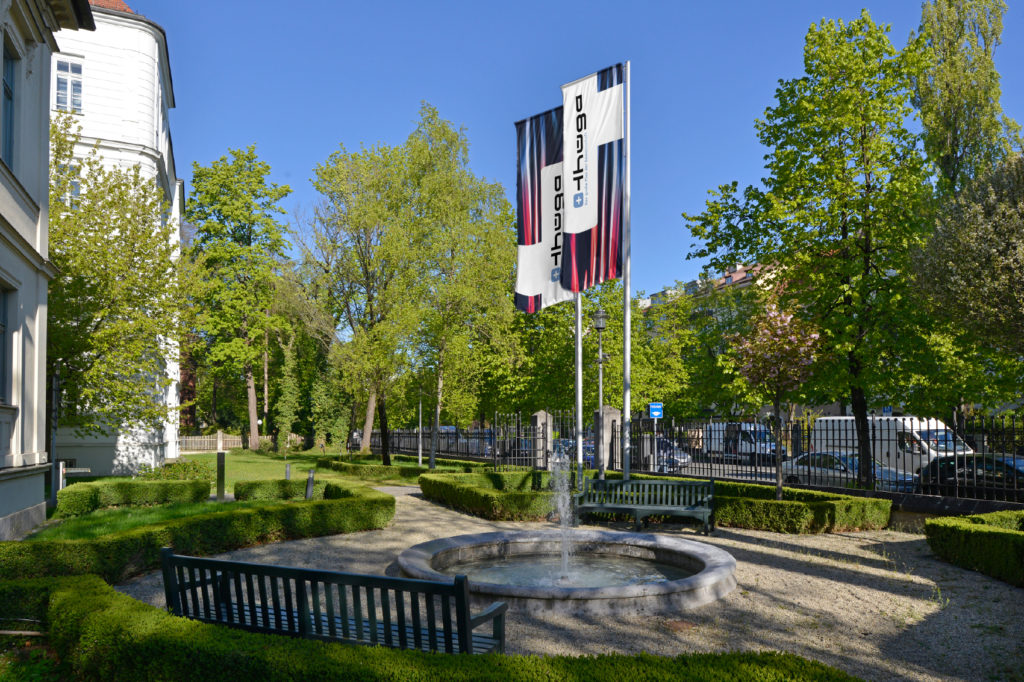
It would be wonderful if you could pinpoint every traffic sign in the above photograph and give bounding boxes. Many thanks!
[882,406,893,416]
[649,402,663,419]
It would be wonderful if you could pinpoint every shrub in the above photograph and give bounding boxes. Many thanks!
[0,576,858,682]
[419,472,890,533]
[55,480,211,518]
[0,487,395,583]
[234,480,351,501]
[136,459,216,482]
[925,510,1024,587]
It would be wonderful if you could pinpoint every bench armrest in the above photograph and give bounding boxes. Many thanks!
[469,601,508,629]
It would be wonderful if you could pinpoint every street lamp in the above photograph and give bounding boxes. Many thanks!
[593,308,608,479]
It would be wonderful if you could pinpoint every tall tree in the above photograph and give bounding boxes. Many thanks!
[404,105,517,466]
[912,0,1021,196]
[686,12,933,485]
[186,145,291,449]
[307,140,416,462]
[48,113,184,434]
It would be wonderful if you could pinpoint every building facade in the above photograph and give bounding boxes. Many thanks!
[0,0,93,540]
[51,0,181,475]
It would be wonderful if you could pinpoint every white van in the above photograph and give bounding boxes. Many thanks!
[810,416,972,475]
[702,422,781,464]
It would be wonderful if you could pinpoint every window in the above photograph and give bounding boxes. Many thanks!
[58,164,81,207]
[2,45,15,165]
[0,292,8,404]
[55,59,82,112]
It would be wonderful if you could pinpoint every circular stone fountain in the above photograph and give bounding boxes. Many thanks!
[398,529,737,616]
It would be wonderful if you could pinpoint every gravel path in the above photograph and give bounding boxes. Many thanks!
[117,486,1024,682]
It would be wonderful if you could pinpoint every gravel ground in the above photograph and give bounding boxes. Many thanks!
[117,486,1024,682]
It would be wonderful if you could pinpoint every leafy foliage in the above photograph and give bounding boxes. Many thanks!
[48,114,185,434]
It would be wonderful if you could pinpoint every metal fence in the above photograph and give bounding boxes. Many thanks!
[364,412,1024,506]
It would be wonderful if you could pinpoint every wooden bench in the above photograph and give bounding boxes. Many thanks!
[573,478,715,534]
[160,548,507,654]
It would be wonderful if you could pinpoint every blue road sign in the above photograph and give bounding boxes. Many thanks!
[649,402,663,419]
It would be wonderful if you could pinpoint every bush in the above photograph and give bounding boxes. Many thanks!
[419,472,891,533]
[234,480,351,501]
[925,510,1024,587]
[55,480,212,518]
[136,459,216,482]
[0,576,858,682]
[0,487,395,583]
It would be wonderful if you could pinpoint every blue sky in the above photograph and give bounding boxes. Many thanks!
[127,0,1023,298]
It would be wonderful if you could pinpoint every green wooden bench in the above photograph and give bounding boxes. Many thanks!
[573,478,715,534]
[160,548,507,654]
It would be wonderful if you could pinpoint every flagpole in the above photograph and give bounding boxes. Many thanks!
[622,60,632,481]
[575,291,583,483]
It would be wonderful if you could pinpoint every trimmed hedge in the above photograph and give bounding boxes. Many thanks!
[322,454,487,481]
[925,510,1024,587]
[0,576,858,681]
[55,479,212,518]
[0,487,395,583]
[234,480,351,501]
[420,471,890,532]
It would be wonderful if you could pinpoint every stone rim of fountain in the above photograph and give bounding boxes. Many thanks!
[398,529,737,613]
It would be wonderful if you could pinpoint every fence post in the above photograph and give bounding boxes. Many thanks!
[216,451,225,502]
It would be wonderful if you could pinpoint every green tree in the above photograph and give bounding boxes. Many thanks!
[185,145,292,449]
[307,136,417,462]
[912,0,1021,196]
[685,12,933,485]
[48,113,183,434]
[915,154,1024,357]
[404,105,517,465]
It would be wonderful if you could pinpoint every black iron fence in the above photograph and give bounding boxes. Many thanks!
[364,413,1024,505]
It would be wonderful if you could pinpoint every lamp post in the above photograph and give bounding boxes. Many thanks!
[593,308,608,479]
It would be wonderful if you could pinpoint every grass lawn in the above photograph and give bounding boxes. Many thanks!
[0,631,65,682]
[25,500,277,541]
[179,449,437,488]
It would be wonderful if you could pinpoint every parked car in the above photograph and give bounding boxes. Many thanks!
[781,452,918,493]
[918,454,1024,501]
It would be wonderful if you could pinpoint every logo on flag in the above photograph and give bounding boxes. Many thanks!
[560,64,624,293]
[514,107,575,313]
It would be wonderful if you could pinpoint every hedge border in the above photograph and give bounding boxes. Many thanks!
[925,510,1024,587]
[234,479,351,501]
[0,485,395,583]
[420,472,891,532]
[0,576,858,682]
[55,479,212,518]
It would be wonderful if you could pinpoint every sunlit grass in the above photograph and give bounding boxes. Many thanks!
[26,500,273,541]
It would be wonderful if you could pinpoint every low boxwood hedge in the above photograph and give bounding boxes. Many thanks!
[925,510,1024,587]
[55,479,212,518]
[420,471,890,532]
[234,479,351,501]
[0,486,395,583]
[0,576,858,681]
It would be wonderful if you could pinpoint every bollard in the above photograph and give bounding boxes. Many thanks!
[217,451,225,502]
[285,462,291,480]
[305,469,315,500]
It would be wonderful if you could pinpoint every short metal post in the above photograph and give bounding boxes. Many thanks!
[57,460,66,495]
[305,468,315,500]
[216,451,225,501]
[285,462,291,480]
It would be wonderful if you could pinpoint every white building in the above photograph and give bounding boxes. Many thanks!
[51,0,181,475]
[0,0,93,540]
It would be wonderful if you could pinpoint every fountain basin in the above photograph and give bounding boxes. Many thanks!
[397,529,737,616]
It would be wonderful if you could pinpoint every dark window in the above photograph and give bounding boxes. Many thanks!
[2,45,15,165]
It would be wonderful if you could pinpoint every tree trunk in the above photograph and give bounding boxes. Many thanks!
[245,362,259,449]
[429,367,444,470]
[850,383,872,489]
[360,385,377,453]
[211,375,218,427]
[378,391,391,467]
[262,329,269,437]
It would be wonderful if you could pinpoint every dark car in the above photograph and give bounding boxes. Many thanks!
[919,454,1024,502]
